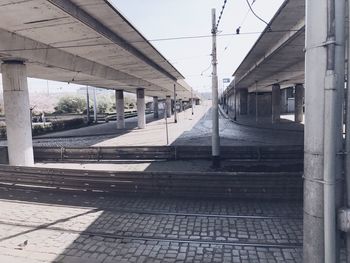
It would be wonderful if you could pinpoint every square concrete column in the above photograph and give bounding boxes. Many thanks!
[136,88,146,129]
[271,83,281,123]
[153,96,159,119]
[166,96,171,117]
[2,60,34,166]
[239,89,248,115]
[281,89,288,113]
[294,84,304,123]
[179,99,183,112]
[115,90,125,129]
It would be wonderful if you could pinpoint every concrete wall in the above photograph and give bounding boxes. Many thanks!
[248,92,272,117]
[239,89,248,115]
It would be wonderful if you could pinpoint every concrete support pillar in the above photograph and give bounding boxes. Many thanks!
[166,96,171,117]
[153,96,159,119]
[2,60,34,166]
[271,84,281,123]
[115,90,125,129]
[294,84,304,123]
[281,89,288,113]
[92,87,97,123]
[179,99,183,112]
[136,88,145,129]
[173,84,177,123]
[303,0,346,260]
[240,89,248,115]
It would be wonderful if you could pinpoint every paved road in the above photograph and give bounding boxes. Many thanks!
[0,187,303,263]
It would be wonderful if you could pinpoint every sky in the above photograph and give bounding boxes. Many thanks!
[3,0,285,95]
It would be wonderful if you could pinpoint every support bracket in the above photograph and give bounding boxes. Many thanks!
[338,208,350,232]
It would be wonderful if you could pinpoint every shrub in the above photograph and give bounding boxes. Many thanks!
[0,117,86,138]
[54,96,86,114]
[51,118,85,131]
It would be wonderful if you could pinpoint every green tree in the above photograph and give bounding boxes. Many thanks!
[54,96,86,114]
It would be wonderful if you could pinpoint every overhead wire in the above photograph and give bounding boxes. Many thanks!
[235,0,257,35]
[245,0,271,30]
[0,29,302,54]
[224,0,259,52]
[200,64,212,76]
[216,0,228,31]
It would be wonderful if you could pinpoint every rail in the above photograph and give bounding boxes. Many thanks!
[0,165,303,200]
[30,145,304,162]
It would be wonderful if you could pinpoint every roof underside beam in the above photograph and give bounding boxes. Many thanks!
[47,0,178,81]
[0,28,178,96]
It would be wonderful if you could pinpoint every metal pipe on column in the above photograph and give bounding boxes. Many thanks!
[333,6,346,261]
[304,0,345,261]
[342,0,350,261]
[324,0,345,261]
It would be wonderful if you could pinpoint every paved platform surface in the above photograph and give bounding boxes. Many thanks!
[0,187,303,263]
[34,160,235,172]
[8,105,208,148]
[173,108,303,146]
[0,101,303,148]
[226,111,304,132]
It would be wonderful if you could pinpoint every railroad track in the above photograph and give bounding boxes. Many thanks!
[0,165,303,200]
[31,145,303,161]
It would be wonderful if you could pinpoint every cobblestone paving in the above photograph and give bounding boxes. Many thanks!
[0,187,303,262]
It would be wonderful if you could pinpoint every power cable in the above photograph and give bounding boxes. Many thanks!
[245,0,271,30]
[0,29,302,54]
[200,64,212,76]
[216,0,228,31]
[235,0,257,35]
[224,0,256,52]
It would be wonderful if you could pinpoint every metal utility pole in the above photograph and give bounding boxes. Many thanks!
[93,87,98,123]
[211,8,220,168]
[86,86,90,124]
[174,84,177,123]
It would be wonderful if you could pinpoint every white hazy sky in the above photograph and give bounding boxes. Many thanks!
[3,0,285,94]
